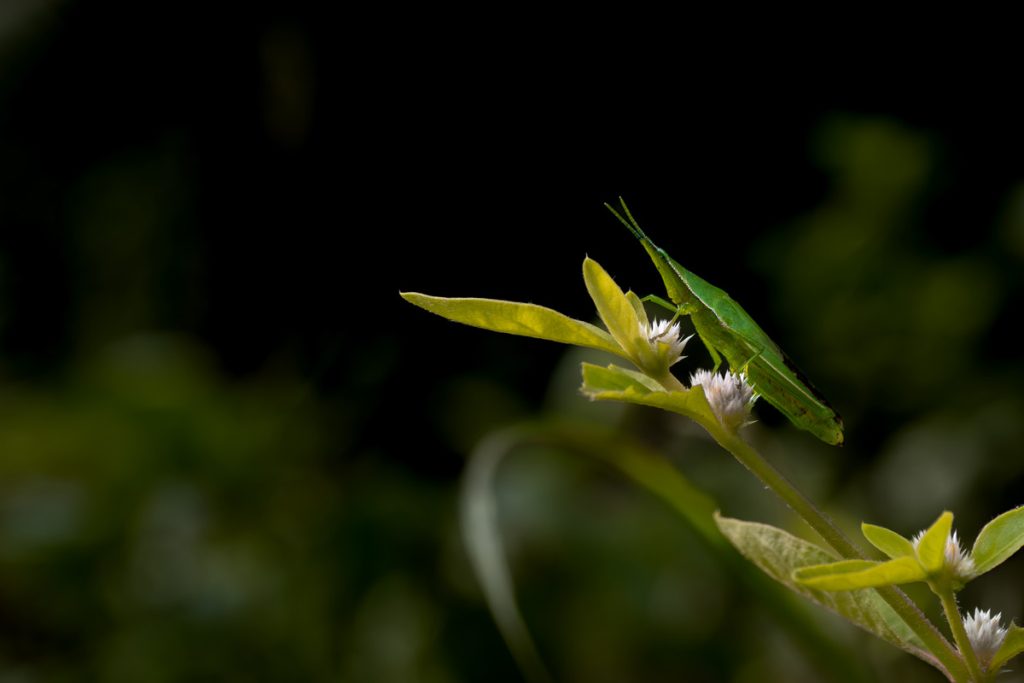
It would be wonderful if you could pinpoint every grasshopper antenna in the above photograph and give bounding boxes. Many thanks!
[604,196,650,242]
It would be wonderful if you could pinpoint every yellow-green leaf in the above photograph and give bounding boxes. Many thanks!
[794,560,879,581]
[794,556,926,590]
[582,258,651,367]
[915,511,953,574]
[862,523,915,560]
[971,506,1024,575]
[579,363,663,394]
[580,363,715,426]
[401,292,625,358]
[992,623,1024,671]
[715,514,930,662]
[625,290,649,329]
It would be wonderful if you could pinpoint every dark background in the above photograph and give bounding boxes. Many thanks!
[1,3,1023,681]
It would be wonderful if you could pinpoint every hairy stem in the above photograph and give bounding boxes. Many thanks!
[938,587,985,682]
[711,428,971,683]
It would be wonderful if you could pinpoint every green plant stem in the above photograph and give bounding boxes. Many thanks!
[653,371,687,392]
[710,428,971,683]
[938,587,985,682]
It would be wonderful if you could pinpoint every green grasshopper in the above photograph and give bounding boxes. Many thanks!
[606,199,844,446]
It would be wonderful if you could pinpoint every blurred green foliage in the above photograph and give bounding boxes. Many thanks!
[1,338,337,680]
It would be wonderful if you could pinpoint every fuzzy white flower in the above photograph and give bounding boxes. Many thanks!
[689,369,756,431]
[643,319,691,367]
[911,529,976,580]
[963,608,1007,663]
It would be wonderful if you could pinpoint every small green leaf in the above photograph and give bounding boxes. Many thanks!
[794,556,927,590]
[714,514,930,662]
[580,363,664,394]
[971,506,1024,575]
[625,290,649,329]
[582,258,651,366]
[401,292,625,358]
[862,523,915,559]
[915,511,953,574]
[580,363,716,426]
[991,623,1024,671]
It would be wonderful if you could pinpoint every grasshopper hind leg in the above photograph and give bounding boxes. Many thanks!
[703,341,724,373]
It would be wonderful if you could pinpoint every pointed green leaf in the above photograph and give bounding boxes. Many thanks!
[794,556,927,590]
[582,258,651,366]
[992,623,1024,671]
[579,362,664,394]
[862,523,915,560]
[915,511,953,573]
[401,292,625,358]
[580,363,716,426]
[625,290,649,329]
[971,506,1024,575]
[714,514,930,662]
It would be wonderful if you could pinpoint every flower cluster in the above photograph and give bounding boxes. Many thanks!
[639,318,757,432]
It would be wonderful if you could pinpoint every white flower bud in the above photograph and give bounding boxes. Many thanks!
[689,369,756,431]
[643,319,691,368]
[963,608,1007,663]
